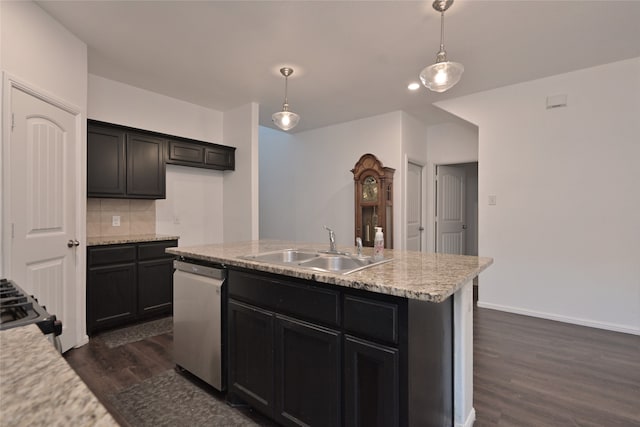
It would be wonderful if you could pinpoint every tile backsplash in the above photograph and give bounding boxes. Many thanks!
[87,198,156,238]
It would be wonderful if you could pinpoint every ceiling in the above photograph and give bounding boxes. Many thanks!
[38,1,640,133]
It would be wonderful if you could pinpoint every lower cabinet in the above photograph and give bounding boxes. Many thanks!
[228,299,342,427]
[87,239,177,334]
[275,315,341,427]
[228,300,275,417]
[227,269,453,427]
[87,261,137,330]
[344,335,399,427]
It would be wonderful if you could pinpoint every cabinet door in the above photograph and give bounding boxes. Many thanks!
[87,124,126,197]
[228,299,275,418]
[87,263,137,334]
[205,145,235,170]
[275,315,341,427]
[167,140,205,165]
[138,258,173,318]
[126,133,166,198]
[344,335,399,427]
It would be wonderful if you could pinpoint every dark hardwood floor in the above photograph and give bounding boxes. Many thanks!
[65,307,640,426]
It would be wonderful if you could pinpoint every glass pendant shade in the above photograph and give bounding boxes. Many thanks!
[419,60,464,93]
[420,0,463,93]
[272,108,300,131]
[272,67,300,131]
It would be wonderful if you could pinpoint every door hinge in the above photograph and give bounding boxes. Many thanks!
[11,223,15,239]
[11,113,15,131]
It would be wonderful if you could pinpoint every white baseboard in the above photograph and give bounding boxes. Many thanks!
[455,407,476,427]
[477,301,639,336]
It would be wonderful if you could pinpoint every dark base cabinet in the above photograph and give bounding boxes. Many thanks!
[276,315,341,427]
[227,269,453,427]
[344,335,399,427]
[87,239,177,334]
[87,261,137,331]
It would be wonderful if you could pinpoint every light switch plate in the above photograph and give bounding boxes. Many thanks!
[488,195,497,206]
[112,215,121,226]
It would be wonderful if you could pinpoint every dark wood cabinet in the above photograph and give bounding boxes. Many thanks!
[167,139,235,171]
[87,260,137,332]
[137,241,177,318]
[87,125,126,196]
[87,239,177,334]
[87,119,235,198]
[87,122,165,199]
[228,299,275,417]
[126,132,166,198]
[344,335,399,427]
[227,268,453,427]
[275,315,341,427]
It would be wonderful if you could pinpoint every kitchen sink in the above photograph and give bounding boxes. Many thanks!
[242,249,320,264]
[240,249,391,275]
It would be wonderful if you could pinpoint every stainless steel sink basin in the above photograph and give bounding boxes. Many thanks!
[242,249,320,264]
[240,249,391,275]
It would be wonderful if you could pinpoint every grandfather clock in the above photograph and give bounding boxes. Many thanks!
[351,153,394,248]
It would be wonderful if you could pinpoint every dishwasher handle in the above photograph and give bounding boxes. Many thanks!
[174,260,226,280]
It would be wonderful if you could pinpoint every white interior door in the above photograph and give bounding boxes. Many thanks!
[9,86,79,352]
[406,162,423,251]
[436,165,466,254]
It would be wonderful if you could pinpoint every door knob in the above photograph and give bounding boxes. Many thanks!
[462,224,468,230]
[67,239,80,248]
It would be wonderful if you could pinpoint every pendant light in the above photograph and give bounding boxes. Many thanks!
[419,0,464,93]
[272,67,300,131]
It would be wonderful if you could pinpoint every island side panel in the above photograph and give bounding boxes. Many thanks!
[454,280,475,427]
[407,296,453,426]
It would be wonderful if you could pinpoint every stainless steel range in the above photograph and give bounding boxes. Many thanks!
[0,278,62,352]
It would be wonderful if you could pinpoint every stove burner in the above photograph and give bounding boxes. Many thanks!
[0,278,62,336]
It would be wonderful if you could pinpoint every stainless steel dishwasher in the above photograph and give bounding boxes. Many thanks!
[173,259,226,390]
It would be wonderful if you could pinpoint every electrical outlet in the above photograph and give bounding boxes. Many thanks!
[488,195,497,206]
[112,215,121,226]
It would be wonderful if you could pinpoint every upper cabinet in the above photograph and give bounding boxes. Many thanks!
[87,120,235,199]
[166,139,235,171]
[88,122,165,199]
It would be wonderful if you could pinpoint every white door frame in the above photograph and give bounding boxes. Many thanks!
[2,73,87,347]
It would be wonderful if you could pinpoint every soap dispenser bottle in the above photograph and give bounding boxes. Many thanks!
[373,227,384,261]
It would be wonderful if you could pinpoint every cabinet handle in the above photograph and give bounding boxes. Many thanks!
[67,239,80,248]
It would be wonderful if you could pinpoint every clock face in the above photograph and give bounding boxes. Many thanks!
[362,176,378,202]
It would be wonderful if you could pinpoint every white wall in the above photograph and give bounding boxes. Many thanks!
[88,75,226,246]
[1,0,88,346]
[425,121,479,252]
[223,102,260,242]
[259,126,297,240]
[259,111,403,249]
[436,58,640,334]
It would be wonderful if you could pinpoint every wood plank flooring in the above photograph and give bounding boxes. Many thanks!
[64,308,640,426]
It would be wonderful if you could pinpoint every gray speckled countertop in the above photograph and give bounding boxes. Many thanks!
[167,240,493,303]
[87,233,180,246]
[0,325,117,427]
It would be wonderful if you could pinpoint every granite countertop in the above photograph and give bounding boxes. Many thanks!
[87,234,180,246]
[167,240,493,303]
[0,325,117,427]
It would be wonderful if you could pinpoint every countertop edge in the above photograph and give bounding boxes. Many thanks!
[87,234,180,246]
[167,242,493,303]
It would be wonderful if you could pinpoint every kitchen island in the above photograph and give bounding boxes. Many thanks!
[168,240,493,427]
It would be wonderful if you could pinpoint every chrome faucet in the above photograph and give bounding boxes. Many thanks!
[323,225,337,253]
[355,237,363,257]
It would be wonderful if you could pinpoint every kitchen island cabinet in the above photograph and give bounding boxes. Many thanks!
[168,240,493,427]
